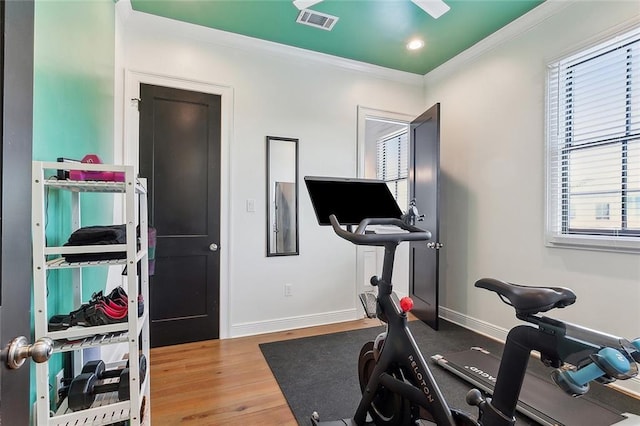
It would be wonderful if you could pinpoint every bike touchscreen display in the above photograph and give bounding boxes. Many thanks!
[304,176,403,226]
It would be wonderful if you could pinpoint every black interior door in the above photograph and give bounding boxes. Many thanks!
[139,84,221,347]
[409,103,441,330]
[0,0,34,422]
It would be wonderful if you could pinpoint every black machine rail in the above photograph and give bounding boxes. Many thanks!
[432,348,632,426]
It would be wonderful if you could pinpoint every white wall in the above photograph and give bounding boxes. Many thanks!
[426,1,640,343]
[117,6,425,337]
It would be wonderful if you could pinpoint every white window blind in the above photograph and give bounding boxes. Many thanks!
[377,130,408,211]
[547,26,640,251]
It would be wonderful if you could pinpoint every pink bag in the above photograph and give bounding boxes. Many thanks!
[69,154,125,182]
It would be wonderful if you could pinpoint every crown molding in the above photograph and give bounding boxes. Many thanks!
[116,0,134,22]
[117,0,424,86]
[424,0,574,82]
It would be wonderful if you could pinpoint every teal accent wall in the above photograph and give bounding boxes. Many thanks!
[32,0,115,412]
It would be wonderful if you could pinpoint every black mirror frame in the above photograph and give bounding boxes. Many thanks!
[266,136,299,257]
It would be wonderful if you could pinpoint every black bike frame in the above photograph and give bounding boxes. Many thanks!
[353,239,622,426]
[354,241,457,425]
[318,213,638,426]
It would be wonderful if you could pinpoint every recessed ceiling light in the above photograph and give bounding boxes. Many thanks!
[407,39,425,50]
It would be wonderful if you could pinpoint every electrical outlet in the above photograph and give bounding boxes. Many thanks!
[284,283,292,297]
[54,369,64,405]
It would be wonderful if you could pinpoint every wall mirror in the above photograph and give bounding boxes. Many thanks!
[266,136,299,256]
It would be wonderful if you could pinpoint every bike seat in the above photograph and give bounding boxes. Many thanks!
[475,278,576,315]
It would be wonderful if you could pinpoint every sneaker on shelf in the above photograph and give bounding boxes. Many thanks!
[48,286,131,331]
[78,302,127,327]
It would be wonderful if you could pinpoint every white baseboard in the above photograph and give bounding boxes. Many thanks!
[439,306,640,399]
[230,308,359,338]
[440,306,510,343]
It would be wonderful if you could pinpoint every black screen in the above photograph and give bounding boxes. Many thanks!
[305,176,403,226]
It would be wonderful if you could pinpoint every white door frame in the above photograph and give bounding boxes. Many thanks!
[356,106,414,178]
[356,106,414,308]
[122,70,234,338]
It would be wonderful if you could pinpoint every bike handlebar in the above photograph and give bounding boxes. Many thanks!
[328,214,432,246]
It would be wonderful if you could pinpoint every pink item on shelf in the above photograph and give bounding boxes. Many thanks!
[68,154,125,182]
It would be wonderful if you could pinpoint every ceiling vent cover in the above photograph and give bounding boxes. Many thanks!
[296,9,338,31]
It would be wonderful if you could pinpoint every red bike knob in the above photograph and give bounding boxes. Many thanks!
[400,297,414,313]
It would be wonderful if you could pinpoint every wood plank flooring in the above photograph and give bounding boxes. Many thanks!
[149,318,381,425]
[148,317,640,425]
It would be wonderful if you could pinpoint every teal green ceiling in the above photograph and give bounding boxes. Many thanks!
[130,0,544,75]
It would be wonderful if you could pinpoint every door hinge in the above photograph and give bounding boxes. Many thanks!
[131,98,141,111]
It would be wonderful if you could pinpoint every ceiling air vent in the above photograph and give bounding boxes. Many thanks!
[296,9,338,31]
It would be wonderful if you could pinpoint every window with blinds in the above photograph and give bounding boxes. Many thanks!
[546,26,640,251]
[377,130,408,211]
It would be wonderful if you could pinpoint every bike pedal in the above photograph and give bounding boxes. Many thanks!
[359,292,377,318]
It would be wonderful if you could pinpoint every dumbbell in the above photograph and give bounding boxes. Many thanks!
[67,355,147,411]
[58,355,147,403]
[68,369,131,411]
[81,354,147,383]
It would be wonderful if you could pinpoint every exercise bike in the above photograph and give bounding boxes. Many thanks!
[310,213,640,425]
[304,176,640,426]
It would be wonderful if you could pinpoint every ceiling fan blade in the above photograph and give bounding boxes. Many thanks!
[411,0,450,19]
[293,0,324,10]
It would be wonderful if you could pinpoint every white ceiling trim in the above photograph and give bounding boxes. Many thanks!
[424,0,573,81]
[118,0,424,86]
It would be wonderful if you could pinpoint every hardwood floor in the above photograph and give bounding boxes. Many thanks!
[149,317,640,425]
[149,317,381,425]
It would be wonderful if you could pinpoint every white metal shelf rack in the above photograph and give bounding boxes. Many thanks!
[32,161,151,425]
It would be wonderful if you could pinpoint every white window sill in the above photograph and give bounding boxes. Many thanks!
[545,234,640,254]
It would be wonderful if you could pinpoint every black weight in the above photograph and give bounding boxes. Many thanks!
[117,355,146,402]
[68,373,99,411]
[81,360,121,380]
[139,354,147,382]
[68,369,127,411]
[81,354,146,382]
[68,355,147,411]
[117,369,131,401]
[115,354,147,383]
[81,360,103,376]
[117,356,146,401]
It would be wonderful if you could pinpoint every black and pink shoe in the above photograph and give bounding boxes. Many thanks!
[48,286,143,331]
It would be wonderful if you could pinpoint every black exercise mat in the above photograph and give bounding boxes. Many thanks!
[259,319,640,425]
